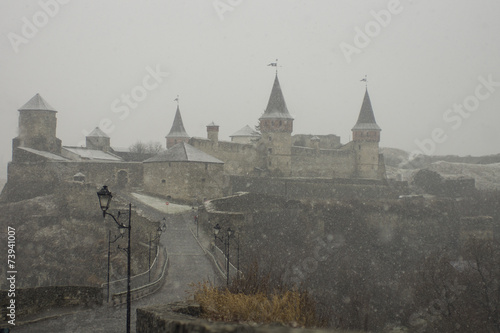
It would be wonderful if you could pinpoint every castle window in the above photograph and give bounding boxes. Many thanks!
[161,179,166,184]
[201,178,206,182]
[169,162,171,167]
[268,148,272,154]
[269,136,272,141]
[205,163,208,170]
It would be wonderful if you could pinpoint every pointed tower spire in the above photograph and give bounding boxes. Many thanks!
[260,74,294,120]
[352,88,381,142]
[352,89,381,131]
[166,104,190,148]
[258,73,293,175]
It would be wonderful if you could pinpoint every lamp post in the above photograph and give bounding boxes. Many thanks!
[97,185,132,333]
[148,221,166,282]
[226,227,233,287]
[213,224,233,287]
[107,230,124,302]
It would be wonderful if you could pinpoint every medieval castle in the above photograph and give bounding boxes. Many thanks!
[1,73,387,203]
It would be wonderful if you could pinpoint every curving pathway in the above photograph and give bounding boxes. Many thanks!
[14,193,220,333]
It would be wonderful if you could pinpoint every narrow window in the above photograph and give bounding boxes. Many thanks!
[161,179,166,184]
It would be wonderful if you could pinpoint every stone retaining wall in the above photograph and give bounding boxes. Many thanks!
[229,176,396,200]
[0,286,102,321]
[136,301,361,333]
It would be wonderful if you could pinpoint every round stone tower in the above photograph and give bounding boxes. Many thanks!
[12,93,62,155]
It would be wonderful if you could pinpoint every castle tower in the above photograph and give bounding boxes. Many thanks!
[86,127,111,152]
[351,88,382,179]
[165,105,190,149]
[12,93,62,155]
[259,74,294,175]
[206,122,219,144]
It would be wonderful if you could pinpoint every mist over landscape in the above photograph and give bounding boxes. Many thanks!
[1,1,500,332]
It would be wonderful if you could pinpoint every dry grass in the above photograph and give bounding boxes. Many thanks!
[194,282,318,327]
[192,262,321,327]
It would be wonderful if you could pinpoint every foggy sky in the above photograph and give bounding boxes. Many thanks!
[1,0,500,178]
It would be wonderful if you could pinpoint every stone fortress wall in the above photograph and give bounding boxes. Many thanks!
[2,74,388,203]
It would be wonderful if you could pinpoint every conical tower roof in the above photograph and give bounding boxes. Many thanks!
[352,89,381,131]
[259,74,293,120]
[18,93,57,112]
[166,105,189,138]
[87,127,109,138]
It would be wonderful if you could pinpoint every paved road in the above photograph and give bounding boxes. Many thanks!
[14,195,221,332]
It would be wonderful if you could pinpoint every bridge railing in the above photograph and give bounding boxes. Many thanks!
[110,246,169,305]
[101,244,163,301]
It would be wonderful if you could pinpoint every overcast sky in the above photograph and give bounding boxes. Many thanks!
[1,0,499,177]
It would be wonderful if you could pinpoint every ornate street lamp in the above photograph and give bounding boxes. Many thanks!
[97,185,132,333]
[213,223,221,244]
[97,185,112,215]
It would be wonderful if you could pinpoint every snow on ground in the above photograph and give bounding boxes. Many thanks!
[132,193,193,214]
[387,162,500,191]
[428,161,500,190]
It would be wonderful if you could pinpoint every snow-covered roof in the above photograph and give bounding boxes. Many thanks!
[111,147,130,153]
[62,147,123,161]
[18,147,69,161]
[230,125,260,138]
[144,142,223,164]
[18,93,57,112]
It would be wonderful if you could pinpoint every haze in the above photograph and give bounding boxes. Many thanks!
[1,0,499,178]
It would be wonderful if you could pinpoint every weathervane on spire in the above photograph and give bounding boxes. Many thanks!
[267,59,279,75]
[360,75,368,87]
[174,95,179,106]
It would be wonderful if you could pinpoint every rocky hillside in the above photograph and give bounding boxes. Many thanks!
[0,182,160,289]
[382,148,500,190]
